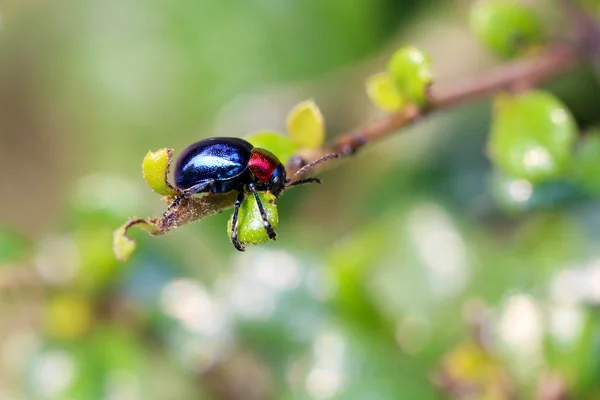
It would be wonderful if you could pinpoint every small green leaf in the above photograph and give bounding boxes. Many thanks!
[227,192,278,246]
[470,0,545,58]
[113,218,160,262]
[366,72,405,113]
[142,148,178,196]
[387,46,433,107]
[287,100,325,149]
[571,128,600,194]
[246,131,298,165]
[488,91,577,182]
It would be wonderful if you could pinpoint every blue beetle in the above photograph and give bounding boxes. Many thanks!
[170,137,336,251]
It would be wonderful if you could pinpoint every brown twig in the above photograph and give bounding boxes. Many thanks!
[292,44,581,173]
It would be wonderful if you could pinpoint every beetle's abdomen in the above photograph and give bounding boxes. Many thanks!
[174,137,253,191]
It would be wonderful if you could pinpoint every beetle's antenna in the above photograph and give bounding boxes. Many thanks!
[279,177,321,195]
[285,177,322,189]
[280,153,338,194]
[290,153,339,180]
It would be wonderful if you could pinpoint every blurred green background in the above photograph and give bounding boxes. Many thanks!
[2,0,600,398]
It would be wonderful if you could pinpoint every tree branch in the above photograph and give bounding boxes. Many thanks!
[291,44,581,174]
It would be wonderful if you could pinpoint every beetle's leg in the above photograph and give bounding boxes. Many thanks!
[247,183,277,240]
[182,180,214,196]
[167,180,213,210]
[167,195,185,211]
[229,190,246,252]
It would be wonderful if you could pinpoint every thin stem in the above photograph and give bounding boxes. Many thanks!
[292,44,581,172]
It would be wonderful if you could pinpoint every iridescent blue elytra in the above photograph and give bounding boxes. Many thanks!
[174,137,254,193]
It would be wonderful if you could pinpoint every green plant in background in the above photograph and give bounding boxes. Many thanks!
[4,0,600,399]
[469,0,545,58]
[488,91,577,182]
[366,46,433,112]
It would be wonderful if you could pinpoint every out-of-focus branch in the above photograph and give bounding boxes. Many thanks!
[290,0,600,175]
[291,44,581,173]
[561,0,600,57]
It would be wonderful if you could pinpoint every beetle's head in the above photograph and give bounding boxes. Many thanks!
[268,163,287,197]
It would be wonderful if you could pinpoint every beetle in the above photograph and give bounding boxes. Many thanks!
[169,137,337,251]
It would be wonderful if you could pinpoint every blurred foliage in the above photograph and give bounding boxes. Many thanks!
[366,72,406,113]
[0,225,31,263]
[488,91,577,182]
[286,100,326,150]
[387,46,433,107]
[469,0,545,59]
[3,0,600,399]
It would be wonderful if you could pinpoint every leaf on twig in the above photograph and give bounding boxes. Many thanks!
[287,100,325,149]
[387,46,433,107]
[469,0,545,59]
[488,91,576,182]
[366,72,405,112]
[142,148,179,196]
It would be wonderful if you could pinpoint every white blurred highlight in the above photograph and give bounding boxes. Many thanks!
[228,250,301,319]
[408,203,470,298]
[160,278,234,371]
[544,260,600,353]
[550,269,587,305]
[523,146,552,171]
[171,330,231,373]
[105,370,141,400]
[550,260,600,306]
[507,179,533,203]
[549,304,584,349]
[587,262,600,303]
[160,278,227,337]
[498,293,543,375]
[31,350,76,398]
[550,109,567,124]
[305,330,347,399]
[306,368,343,400]
[34,235,80,285]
